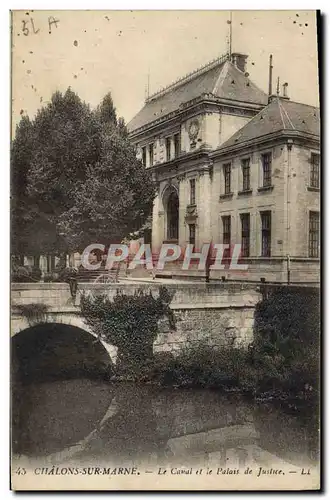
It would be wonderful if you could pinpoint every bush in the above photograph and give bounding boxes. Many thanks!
[145,344,257,391]
[58,267,78,283]
[30,266,42,282]
[12,265,42,283]
[252,287,320,395]
[43,272,60,282]
[15,303,49,322]
[11,266,31,282]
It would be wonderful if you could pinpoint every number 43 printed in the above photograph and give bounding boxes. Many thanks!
[14,467,26,475]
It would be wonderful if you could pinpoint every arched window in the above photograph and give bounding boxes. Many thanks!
[166,190,179,241]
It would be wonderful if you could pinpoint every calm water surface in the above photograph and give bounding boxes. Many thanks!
[12,379,319,468]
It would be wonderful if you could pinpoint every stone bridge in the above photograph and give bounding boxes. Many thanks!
[11,282,262,374]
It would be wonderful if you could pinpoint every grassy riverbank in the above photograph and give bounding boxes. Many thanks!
[111,286,320,405]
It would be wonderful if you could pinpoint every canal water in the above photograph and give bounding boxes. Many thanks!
[12,379,319,469]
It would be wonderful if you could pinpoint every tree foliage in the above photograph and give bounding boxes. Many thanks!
[96,92,117,127]
[11,88,156,257]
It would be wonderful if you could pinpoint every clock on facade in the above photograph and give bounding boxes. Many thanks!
[188,119,200,140]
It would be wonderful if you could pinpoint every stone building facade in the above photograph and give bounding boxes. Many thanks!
[128,52,320,283]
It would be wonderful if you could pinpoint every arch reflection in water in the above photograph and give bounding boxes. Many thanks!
[12,377,319,469]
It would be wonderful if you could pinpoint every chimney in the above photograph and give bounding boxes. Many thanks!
[231,52,248,73]
[268,54,273,97]
[282,82,290,100]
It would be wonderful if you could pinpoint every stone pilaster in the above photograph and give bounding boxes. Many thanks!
[197,166,212,246]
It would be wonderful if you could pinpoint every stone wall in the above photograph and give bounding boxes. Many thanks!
[11,282,261,354]
[155,306,255,354]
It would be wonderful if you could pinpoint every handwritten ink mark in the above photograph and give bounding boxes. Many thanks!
[31,18,39,33]
[48,16,59,33]
[21,20,29,36]
[73,40,78,47]
[21,17,39,36]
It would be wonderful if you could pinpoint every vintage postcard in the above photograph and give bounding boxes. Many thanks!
[10,10,320,491]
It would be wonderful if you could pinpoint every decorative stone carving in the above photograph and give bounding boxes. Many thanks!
[185,204,198,223]
[188,118,200,149]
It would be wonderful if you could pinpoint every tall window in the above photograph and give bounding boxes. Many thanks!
[190,178,196,205]
[240,213,250,257]
[189,224,196,246]
[241,158,251,191]
[149,143,154,167]
[167,191,179,241]
[261,211,271,257]
[174,133,180,158]
[222,215,231,258]
[166,137,171,162]
[309,211,320,257]
[141,146,146,167]
[223,163,231,194]
[310,153,320,188]
[261,153,272,187]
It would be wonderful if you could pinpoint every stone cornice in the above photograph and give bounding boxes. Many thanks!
[128,95,264,141]
[210,129,320,159]
[149,147,213,173]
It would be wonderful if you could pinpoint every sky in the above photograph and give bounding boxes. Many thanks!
[11,10,319,131]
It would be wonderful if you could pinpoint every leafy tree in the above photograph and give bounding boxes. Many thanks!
[11,116,36,262]
[11,88,156,257]
[58,124,155,249]
[117,116,129,138]
[97,92,117,126]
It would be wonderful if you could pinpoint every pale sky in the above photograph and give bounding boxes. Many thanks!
[11,10,319,130]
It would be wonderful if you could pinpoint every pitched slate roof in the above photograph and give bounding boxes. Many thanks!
[219,97,320,150]
[128,56,268,133]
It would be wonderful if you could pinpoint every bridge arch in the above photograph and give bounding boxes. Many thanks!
[11,312,118,365]
[11,322,116,385]
[11,315,119,458]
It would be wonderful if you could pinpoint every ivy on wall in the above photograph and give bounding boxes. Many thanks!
[80,287,176,371]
